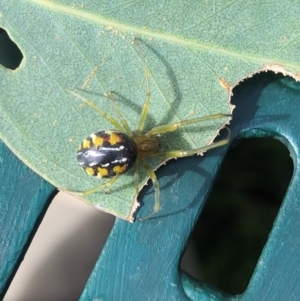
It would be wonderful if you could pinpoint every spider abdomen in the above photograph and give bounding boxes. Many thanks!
[77,130,138,178]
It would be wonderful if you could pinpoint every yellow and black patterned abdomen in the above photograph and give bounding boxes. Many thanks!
[77,130,138,178]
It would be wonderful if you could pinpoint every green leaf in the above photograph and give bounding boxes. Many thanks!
[0,0,299,221]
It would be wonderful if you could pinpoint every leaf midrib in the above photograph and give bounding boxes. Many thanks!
[30,0,300,69]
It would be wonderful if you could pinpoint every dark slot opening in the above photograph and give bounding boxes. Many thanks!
[181,136,293,294]
[0,28,23,69]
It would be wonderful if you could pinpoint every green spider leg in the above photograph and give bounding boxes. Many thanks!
[68,90,126,133]
[105,92,133,136]
[80,57,107,91]
[132,39,152,135]
[141,160,160,211]
[131,40,161,216]
[137,127,230,220]
[132,159,159,220]
[137,66,151,134]
[81,175,120,196]
[154,127,231,159]
[146,113,232,137]
[68,54,134,137]
[138,126,230,219]
[144,111,232,159]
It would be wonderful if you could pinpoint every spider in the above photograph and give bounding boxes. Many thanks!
[69,40,231,218]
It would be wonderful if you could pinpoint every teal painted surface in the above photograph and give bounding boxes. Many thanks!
[80,72,300,301]
[0,141,56,298]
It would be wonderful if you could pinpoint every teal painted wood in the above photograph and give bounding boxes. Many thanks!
[80,72,300,301]
[0,141,56,298]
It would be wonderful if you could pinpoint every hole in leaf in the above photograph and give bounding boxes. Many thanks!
[0,28,23,70]
[181,137,293,295]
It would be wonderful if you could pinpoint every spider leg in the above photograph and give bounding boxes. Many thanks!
[138,159,160,220]
[67,90,125,132]
[105,92,133,136]
[69,56,134,136]
[137,67,151,134]
[80,175,120,196]
[133,161,140,194]
[132,39,152,134]
[80,57,106,90]
[146,113,232,136]
[153,127,231,159]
